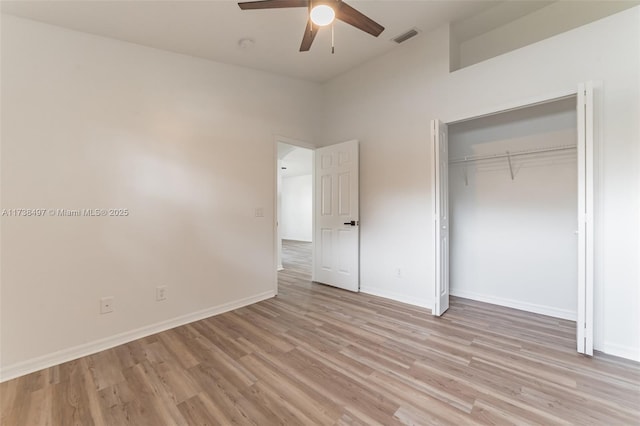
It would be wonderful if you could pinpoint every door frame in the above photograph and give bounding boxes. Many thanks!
[273,135,316,296]
[436,83,599,355]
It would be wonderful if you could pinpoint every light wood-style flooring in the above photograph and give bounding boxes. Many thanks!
[1,239,639,425]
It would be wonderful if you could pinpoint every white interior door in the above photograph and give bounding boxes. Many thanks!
[313,140,359,292]
[577,82,594,355]
[432,120,450,316]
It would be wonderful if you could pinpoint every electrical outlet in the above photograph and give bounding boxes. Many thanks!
[156,286,168,301]
[255,207,264,217]
[395,268,402,278]
[100,297,114,314]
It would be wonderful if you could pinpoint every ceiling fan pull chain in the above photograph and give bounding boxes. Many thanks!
[331,22,335,54]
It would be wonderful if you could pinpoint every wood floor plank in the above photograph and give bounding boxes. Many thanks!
[186,365,272,425]
[51,360,96,426]
[238,353,341,424]
[85,350,126,392]
[120,361,186,426]
[1,239,639,425]
[176,394,220,426]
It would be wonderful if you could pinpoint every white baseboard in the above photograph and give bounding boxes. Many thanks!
[602,341,640,362]
[0,290,275,383]
[450,289,577,321]
[360,286,432,310]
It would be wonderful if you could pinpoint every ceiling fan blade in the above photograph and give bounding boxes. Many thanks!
[299,18,319,52]
[238,0,308,10]
[335,1,384,37]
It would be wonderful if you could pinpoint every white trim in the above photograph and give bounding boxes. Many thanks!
[577,83,587,353]
[593,81,605,352]
[602,342,640,362]
[0,290,275,383]
[360,286,432,310]
[311,150,317,283]
[450,290,577,321]
[274,144,280,296]
[445,88,577,125]
[584,81,595,356]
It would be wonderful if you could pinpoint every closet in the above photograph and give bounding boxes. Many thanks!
[447,97,578,320]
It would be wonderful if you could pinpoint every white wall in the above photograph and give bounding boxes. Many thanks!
[456,1,637,69]
[0,15,320,379]
[321,7,640,360]
[449,98,577,320]
[281,175,313,242]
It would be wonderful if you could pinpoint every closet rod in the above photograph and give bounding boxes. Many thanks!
[450,144,576,165]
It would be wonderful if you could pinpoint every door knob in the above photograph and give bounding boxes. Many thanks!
[344,220,357,226]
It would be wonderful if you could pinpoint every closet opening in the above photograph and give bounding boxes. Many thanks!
[448,97,578,321]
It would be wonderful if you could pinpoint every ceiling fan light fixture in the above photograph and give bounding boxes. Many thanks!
[310,4,335,26]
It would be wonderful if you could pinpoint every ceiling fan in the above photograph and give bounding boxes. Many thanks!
[237,0,384,52]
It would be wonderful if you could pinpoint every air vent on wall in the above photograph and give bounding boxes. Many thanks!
[392,28,419,44]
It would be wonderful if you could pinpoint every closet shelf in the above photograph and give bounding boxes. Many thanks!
[449,144,576,165]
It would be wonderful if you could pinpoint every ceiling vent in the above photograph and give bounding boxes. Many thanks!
[392,28,419,44]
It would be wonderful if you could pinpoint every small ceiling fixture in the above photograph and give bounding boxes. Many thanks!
[238,38,255,50]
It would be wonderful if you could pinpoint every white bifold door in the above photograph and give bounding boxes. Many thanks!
[313,140,360,292]
[577,82,595,356]
[432,120,450,316]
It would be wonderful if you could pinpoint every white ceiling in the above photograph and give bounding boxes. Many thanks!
[1,0,508,82]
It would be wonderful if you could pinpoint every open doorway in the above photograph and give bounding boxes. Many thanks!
[275,139,361,294]
[277,142,314,277]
